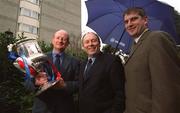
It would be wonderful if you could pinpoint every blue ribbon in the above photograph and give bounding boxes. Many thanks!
[21,55,31,80]
[8,52,18,61]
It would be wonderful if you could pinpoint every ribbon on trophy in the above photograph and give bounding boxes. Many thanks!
[7,38,62,95]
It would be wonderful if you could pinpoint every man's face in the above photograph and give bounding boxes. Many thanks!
[82,33,100,57]
[52,31,69,52]
[124,12,147,38]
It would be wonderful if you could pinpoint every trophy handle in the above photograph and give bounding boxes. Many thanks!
[35,59,62,96]
[47,60,61,80]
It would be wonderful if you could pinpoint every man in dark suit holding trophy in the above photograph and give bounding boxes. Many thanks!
[32,29,80,113]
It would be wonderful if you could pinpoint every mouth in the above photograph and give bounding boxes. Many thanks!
[56,43,64,46]
[128,25,136,30]
[127,27,136,33]
[88,48,95,51]
[87,47,96,52]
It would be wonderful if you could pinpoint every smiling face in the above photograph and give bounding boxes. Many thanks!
[124,11,148,38]
[82,32,101,57]
[52,30,69,52]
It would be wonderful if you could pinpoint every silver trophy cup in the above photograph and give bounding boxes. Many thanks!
[8,37,61,95]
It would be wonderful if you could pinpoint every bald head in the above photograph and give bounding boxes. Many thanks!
[53,30,69,41]
[52,29,70,52]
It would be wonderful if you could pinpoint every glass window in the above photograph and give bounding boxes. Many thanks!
[20,7,39,19]
[31,11,39,19]
[19,23,39,35]
[22,24,30,33]
[20,8,31,17]
[26,0,39,5]
[32,26,38,34]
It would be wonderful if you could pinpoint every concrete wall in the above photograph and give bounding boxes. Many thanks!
[0,0,81,43]
[40,0,81,43]
[0,0,19,33]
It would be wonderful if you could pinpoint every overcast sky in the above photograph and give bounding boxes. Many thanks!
[158,0,180,12]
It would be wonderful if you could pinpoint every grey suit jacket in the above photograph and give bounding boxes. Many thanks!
[124,30,180,113]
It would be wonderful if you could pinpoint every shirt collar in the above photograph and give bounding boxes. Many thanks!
[52,50,64,58]
[88,57,95,64]
[134,28,149,43]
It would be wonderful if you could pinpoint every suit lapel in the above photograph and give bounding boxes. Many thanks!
[125,30,151,64]
[47,52,53,62]
[125,41,142,63]
[81,60,88,84]
[83,60,96,82]
[83,52,102,83]
[59,54,69,76]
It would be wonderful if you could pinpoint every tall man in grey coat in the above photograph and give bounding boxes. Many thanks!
[123,7,180,113]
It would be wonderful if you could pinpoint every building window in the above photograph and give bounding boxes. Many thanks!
[20,7,39,19]
[19,23,39,35]
[20,8,31,17]
[31,11,39,19]
[26,0,40,5]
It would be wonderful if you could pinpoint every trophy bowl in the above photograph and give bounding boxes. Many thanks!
[14,38,47,73]
[8,37,61,96]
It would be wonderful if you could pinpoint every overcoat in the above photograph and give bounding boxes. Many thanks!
[124,30,180,113]
[79,52,125,113]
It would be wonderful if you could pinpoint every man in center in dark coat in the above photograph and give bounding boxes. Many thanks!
[79,32,125,113]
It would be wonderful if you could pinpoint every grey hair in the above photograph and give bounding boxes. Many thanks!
[81,32,101,44]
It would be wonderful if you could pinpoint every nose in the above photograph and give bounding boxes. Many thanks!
[127,20,132,26]
[88,41,92,46]
[86,41,94,47]
[125,20,133,29]
[58,37,63,42]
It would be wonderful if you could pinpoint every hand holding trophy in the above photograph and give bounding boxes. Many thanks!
[35,72,66,90]
[7,37,62,95]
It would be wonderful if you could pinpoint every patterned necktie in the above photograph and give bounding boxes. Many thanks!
[84,58,93,79]
[55,54,61,71]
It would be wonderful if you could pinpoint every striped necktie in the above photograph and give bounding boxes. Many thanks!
[55,54,61,71]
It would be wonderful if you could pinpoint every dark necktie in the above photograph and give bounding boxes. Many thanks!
[55,54,61,72]
[84,58,93,79]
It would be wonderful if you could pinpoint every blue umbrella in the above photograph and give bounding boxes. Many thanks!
[86,0,179,53]
[116,0,180,43]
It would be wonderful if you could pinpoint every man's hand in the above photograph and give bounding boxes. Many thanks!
[53,78,66,89]
[7,44,13,52]
[35,72,48,86]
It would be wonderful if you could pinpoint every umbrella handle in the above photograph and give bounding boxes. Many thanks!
[113,29,126,54]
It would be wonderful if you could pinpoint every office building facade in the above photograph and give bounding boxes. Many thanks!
[0,0,81,42]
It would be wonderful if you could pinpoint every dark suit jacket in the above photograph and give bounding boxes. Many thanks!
[124,30,180,113]
[34,52,80,113]
[79,52,125,113]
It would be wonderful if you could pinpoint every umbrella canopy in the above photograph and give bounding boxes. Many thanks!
[86,0,179,53]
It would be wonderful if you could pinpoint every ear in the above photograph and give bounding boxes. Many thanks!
[144,16,148,24]
[81,45,85,51]
[145,21,148,26]
[51,38,54,44]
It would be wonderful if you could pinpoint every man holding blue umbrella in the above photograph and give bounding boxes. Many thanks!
[123,7,180,113]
